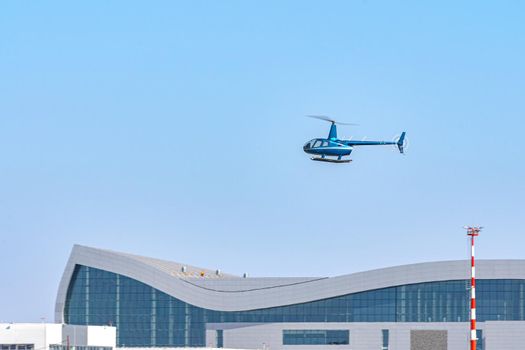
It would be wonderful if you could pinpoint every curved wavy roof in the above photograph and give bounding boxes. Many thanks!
[55,245,525,322]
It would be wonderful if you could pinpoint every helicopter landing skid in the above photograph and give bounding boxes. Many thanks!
[311,157,352,163]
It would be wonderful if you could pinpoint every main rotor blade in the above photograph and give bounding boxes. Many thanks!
[306,115,358,126]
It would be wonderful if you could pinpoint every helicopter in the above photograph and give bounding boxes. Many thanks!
[303,115,406,163]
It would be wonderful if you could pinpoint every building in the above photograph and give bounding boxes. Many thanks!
[56,245,525,350]
[0,323,115,350]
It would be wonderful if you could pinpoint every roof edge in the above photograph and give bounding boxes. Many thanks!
[55,245,525,317]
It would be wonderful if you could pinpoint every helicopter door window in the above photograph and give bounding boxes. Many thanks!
[313,140,322,148]
[322,141,328,147]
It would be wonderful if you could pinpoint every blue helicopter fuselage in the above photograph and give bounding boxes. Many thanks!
[303,139,353,157]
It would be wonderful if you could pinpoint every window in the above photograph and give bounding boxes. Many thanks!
[50,345,112,350]
[382,329,389,350]
[282,330,349,345]
[313,140,322,148]
[216,330,223,348]
[1,345,33,350]
[321,141,328,147]
[476,330,483,350]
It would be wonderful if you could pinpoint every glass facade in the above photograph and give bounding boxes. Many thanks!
[282,330,349,345]
[64,265,525,347]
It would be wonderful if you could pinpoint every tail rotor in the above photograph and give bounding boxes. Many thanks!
[396,132,406,154]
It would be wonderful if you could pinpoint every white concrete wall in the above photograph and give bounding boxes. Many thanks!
[0,324,115,350]
[484,321,525,350]
[0,324,62,350]
[62,325,88,347]
[86,326,116,348]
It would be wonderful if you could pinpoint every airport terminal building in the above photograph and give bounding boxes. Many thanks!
[55,245,525,350]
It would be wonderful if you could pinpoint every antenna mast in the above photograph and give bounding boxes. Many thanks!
[465,226,482,350]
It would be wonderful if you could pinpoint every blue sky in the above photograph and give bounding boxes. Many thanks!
[1,1,524,322]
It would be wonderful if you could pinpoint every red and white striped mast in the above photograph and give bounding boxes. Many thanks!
[465,226,482,350]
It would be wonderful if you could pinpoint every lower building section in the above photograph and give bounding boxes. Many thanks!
[205,322,525,350]
[0,324,116,350]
